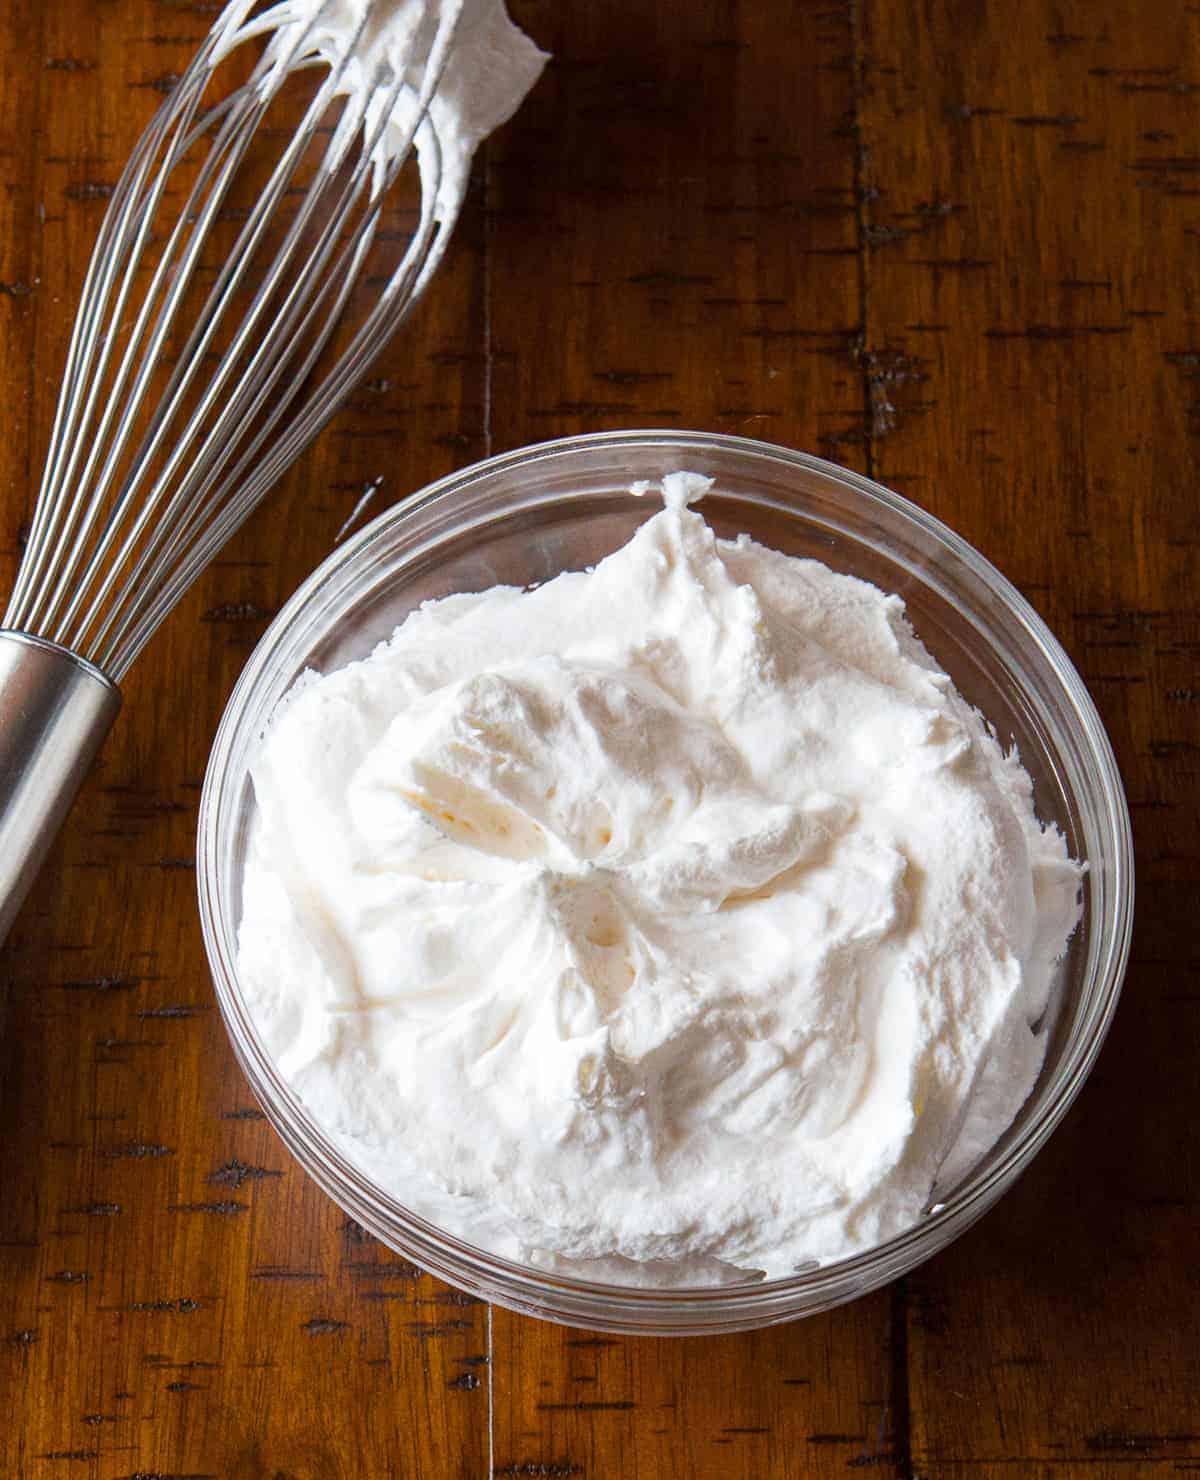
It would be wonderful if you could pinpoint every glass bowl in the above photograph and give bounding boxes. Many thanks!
[197,431,1134,1335]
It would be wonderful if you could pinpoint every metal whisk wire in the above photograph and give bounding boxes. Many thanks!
[4,0,464,681]
[0,0,548,950]
[8,15,331,648]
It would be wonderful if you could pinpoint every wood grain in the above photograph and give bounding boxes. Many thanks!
[856,1,1200,1475]
[0,0,1196,1476]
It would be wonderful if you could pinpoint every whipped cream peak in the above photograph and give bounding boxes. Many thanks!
[239,475,1081,1281]
[227,0,547,223]
[630,470,714,510]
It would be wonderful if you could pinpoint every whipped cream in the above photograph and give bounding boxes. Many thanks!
[220,0,547,223]
[238,473,1082,1282]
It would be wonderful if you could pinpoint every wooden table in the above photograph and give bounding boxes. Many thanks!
[1,1,1196,1475]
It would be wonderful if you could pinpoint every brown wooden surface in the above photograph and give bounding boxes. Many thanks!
[0,0,1195,1475]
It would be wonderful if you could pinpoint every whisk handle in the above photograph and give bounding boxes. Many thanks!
[0,632,121,946]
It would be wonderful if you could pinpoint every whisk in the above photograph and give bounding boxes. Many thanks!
[0,0,546,943]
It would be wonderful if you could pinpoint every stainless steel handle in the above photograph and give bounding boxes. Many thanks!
[0,631,121,945]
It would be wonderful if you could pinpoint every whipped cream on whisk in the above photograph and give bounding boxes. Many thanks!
[223,0,547,221]
[237,475,1082,1282]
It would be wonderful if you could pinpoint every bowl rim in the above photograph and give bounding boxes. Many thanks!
[197,428,1135,1315]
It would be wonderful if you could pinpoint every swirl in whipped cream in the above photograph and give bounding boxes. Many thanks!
[238,473,1081,1281]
